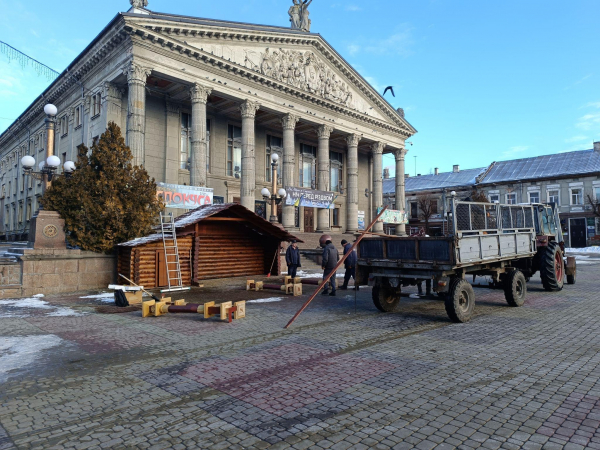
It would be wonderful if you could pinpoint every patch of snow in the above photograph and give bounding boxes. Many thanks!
[80,293,114,299]
[409,294,421,299]
[0,298,85,318]
[0,335,63,383]
[566,246,600,253]
[247,297,284,303]
[33,294,45,298]
[80,293,115,302]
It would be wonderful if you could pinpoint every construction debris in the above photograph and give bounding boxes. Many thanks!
[142,298,246,323]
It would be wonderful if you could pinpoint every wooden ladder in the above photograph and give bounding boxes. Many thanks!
[159,212,189,293]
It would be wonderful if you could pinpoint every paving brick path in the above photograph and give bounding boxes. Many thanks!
[0,262,599,449]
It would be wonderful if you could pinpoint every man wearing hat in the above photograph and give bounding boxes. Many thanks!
[285,240,301,278]
[340,239,358,290]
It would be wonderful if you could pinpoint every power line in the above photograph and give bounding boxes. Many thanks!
[0,41,60,81]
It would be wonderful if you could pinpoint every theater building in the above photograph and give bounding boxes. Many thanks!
[0,0,416,240]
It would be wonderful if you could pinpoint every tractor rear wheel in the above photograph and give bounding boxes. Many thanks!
[504,270,527,307]
[540,242,564,291]
[445,278,475,323]
[372,283,401,312]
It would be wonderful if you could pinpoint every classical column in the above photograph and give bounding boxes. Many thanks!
[316,124,333,232]
[394,147,408,236]
[123,61,151,167]
[372,142,385,233]
[282,113,299,230]
[103,81,124,129]
[190,83,212,186]
[239,100,260,211]
[346,134,361,233]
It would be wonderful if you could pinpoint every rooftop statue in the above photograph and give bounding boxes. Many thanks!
[130,0,149,8]
[289,0,312,32]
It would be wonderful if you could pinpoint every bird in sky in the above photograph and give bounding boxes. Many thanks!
[383,86,395,97]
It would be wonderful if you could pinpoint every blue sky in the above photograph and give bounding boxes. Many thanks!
[1,0,599,177]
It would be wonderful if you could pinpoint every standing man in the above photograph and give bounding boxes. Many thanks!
[321,239,339,296]
[285,240,301,278]
[339,239,358,291]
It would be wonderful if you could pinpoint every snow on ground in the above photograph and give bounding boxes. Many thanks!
[247,297,284,303]
[294,269,346,279]
[79,292,115,303]
[566,247,600,253]
[0,298,85,318]
[0,335,63,383]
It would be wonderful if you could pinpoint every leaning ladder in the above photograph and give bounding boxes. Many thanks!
[159,212,189,293]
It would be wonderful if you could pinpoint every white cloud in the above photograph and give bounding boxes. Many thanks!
[564,135,588,143]
[576,113,600,131]
[502,146,529,157]
[564,74,592,90]
[345,5,361,11]
[584,101,600,108]
[348,24,414,57]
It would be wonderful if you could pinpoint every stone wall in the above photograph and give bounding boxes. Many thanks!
[0,248,116,299]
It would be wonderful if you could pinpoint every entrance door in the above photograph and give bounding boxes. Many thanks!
[570,218,587,248]
[304,208,314,232]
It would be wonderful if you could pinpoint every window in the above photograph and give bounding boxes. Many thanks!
[489,194,500,203]
[265,135,283,183]
[18,202,23,224]
[300,144,317,188]
[529,192,540,204]
[0,184,4,199]
[227,124,242,177]
[570,188,583,205]
[430,200,438,215]
[595,187,600,202]
[332,207,340,226]
[410,202,418,219]
[92,93,101,117]
[506,193,517,204]
[20,174,25,192]
[330,150,343,192]
[60,116,68,136]
[75,106,82,128]
[4,206,9,230]
[548,190,560,205]
[26,199,32,221]
[213,196,224,204]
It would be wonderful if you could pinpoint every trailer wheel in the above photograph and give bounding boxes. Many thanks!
[445,278,475,323]
[540,242,564,291]
[372,283,401,312]
[504,270,527,307]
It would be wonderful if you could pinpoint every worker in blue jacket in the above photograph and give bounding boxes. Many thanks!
[340,239,358,290]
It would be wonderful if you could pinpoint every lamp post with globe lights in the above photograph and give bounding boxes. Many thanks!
[261,153,287,224]
[20,104,75,249]
[20,105,76,200]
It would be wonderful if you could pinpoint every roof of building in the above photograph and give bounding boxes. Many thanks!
[383,167,487,195]
[118,203,302,247]
[481,149,600,184]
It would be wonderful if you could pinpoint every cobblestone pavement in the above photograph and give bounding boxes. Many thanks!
[1,262,599,450]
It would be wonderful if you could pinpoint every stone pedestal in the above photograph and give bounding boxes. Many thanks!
[28,210,67,250]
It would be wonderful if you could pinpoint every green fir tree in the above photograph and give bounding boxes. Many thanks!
[43,122,163,253]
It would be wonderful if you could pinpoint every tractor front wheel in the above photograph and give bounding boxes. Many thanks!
[540,242,564,292]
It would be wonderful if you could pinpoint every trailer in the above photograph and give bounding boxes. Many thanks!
[356,199,576,322]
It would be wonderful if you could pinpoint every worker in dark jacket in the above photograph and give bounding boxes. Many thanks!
[321,239,339,296]
[340,239,358,290]
[285,240,301,278]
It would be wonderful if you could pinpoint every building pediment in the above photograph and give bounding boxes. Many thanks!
[123,12,416,137]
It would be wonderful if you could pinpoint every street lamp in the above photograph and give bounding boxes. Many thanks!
[262,153,287,223]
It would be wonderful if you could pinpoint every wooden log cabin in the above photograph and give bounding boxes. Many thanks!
[117,203,301,288]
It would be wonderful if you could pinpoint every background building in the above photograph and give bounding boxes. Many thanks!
[383,144,600,247]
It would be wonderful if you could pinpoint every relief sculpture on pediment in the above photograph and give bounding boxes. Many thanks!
[244,48,354,108]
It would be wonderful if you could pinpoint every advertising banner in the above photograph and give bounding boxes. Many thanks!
[157,182,213,209]
[358,211,365,230]
[284,187,335,209]
[376,207,409,224]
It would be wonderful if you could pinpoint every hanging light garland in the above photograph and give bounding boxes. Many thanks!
[0,41,59,81]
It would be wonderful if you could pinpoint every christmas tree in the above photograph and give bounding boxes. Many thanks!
[43,122,163,253]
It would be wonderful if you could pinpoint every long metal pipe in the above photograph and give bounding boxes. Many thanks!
[284,205,388,329]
